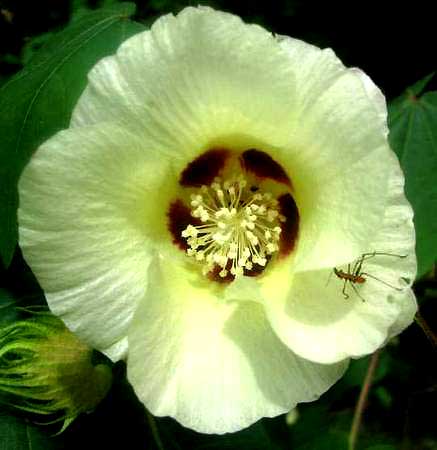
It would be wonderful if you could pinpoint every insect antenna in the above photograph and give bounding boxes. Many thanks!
[325,269,334,287]
[360,272,404,291]
[360,252,407,260]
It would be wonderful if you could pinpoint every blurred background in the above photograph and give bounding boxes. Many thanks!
[0,1,436,449]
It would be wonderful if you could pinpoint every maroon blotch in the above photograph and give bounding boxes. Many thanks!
[179,148,230,187]
[278,194,299,257]
[208,259,268,283]
[167,199,201,250]
[244,256,271,277]
[241,149,292,186]
[208,263,235,284]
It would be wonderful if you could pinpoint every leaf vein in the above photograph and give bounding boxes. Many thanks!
[400,107,416,164]
[423,109,437,157]
[13,13,125,156]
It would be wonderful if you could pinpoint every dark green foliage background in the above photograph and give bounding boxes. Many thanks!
[0,1,436,449]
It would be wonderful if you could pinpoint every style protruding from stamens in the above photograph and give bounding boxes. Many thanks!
[181,176,285,278]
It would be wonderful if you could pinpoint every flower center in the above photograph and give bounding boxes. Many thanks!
[181,176,285,278]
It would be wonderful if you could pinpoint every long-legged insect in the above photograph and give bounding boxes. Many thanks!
[332,252,407,302]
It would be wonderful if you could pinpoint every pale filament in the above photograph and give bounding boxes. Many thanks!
[182,176,285,278]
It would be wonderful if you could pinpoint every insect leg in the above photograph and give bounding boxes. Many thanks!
[350,281,366,302]
[342,280,349,299]
[353,257,364,277]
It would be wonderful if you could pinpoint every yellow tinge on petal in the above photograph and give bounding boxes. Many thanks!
[167,147,300,283]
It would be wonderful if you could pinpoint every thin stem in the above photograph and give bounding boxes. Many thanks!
[414,311,437,349]
[348,350,381,450]
[147,410,165,450]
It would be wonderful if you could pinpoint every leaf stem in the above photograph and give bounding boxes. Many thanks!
[348,350,381,450]
[414,311,437,348]
[147,410,165,450]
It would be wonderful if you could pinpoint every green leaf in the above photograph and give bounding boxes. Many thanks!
[289,404,330,446]
[156,418,280,450]
[0,288,15,309]
[0,413,64,450]
[0,3,145,268]
[388,73,437,278]
[406,73,435,97]
[365,446,397,450]
[374,386,393,409]
[342,352,390,389]
[21,32,56,66]
[0,288,18,327]
[288,402,353,450]
[192,422,279,450]
[293,429,349,450]
[1,249,48,308]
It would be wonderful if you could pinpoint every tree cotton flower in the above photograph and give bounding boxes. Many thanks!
[17,7,417,434]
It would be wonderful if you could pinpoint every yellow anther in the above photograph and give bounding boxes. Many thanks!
[181,176,283,278]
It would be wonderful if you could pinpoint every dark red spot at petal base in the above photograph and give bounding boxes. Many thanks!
[241,149,291,187]
[180,148,230,187]
[244,260,270,277]
[208,264,235,284]
[208,259,269,283]
[278,193,299,257]
[167,199,201,250]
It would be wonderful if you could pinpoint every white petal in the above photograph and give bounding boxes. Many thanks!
[275,36,394,270]
[264,153,417,364]
[18,124,175,360]
[127,256,348,434]
[291,148,393,272]
[386,289,417,340]
[72,7,298,161]
[349,68,389,137]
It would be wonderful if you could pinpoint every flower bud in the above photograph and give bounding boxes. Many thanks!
[0,312,112,432]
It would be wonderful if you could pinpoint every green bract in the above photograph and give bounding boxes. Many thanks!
[0,312,112,431]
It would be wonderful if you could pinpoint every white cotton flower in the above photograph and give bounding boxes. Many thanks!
[17,7,417,434]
